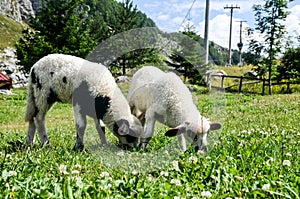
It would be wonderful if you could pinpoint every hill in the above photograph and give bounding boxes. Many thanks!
[0,15,24,51]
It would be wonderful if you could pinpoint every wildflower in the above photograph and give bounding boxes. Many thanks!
[262,183,270,191]
[132,170,139,175]
[146,174,153,181]
[138,188,144,192]
[266,157,274,166]
[2,170,17,180]
[286,153,292,157]
[71,170,80,175]
[171,160,180,171]
[74,164,82,170]
[114,180,124,187]
[59,164,68,175]
[116,151,125,157]
[160,171,169,177]
[100,171,110,178]
[200,191,212,198]
[170,179,181,186]
[189,156,198,164]
[283,160,291,167]
[201,190,212,198]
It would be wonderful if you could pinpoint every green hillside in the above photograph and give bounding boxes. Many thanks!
[0,15,23,51]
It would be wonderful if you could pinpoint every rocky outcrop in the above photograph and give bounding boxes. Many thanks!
[0,0,35,23]
[0,47,28,88]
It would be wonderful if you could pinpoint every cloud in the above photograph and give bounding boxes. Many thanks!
[285,5,300,39]
[198,14,250,50]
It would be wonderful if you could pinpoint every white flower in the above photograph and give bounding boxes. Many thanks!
[170,179,181,186]
[146,174,153,181]
[160,171,169,177]
[132,170,139,175]
[262,183,270,191]
[189,156,198,164]
[59,164,69,175]
[100,171,110,178]
[138,188,144,192]
[71,170,80,175]
[2,170,17,180]
[114,180,124,186]
[286,153,292,157]
[174,197,180,199]
[283,160,291,167]
[116,151,125,157]
[171,160,180,171]
[266,157,274,166]
[201,191,212,198]
[74,164,82,170]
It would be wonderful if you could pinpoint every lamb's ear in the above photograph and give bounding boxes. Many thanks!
[114,119,130,136]
[210,122,222,131]
[165,125,185,137]
[118,123,130,135]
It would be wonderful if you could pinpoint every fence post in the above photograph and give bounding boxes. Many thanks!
[239,76,243,93]
[262,78,265,95]
[221,75,225,88]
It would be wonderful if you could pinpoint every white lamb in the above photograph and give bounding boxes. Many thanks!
[25,54,143,151]
[127,66,221,152]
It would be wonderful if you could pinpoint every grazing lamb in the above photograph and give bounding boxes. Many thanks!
[127,66,221,152]
[25,54,143,151]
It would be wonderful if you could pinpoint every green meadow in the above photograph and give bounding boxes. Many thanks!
[0,87,299,198]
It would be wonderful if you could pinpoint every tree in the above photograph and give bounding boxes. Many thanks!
[16,0,96,72]
[277,47,300,79]
[107,0,158,75]
[166,27,206,85]
[247,0,291,94]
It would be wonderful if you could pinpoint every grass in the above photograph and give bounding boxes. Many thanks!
[0,88,299,198]
[0,15,24,51]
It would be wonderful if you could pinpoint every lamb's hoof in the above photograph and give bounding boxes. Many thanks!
[138,142,148,150]
[41,140,51,148]
[73,144,84,152]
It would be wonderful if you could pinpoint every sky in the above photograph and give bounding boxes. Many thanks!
[127,0,300,50]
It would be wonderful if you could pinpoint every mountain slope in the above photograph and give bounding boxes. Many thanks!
[0,15,24,51]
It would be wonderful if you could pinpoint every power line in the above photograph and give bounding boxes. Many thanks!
[178,0,197,30]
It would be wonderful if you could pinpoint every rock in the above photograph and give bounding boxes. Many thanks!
[0,47,28,88]
[0,0,35,23]
[18,0,35,23]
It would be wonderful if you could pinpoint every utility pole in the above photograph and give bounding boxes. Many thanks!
[237,20,246,66]
[224,5,240,66]
[204,0,210,65]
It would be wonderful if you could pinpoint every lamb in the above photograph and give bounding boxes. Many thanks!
[25,54,143,151]
[127,66,221,152]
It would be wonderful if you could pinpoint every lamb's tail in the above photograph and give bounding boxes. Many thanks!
[24,72,37,122]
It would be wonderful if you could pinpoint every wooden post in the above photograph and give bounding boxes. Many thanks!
[221,75,225,88]
[239,76,243,92]
[262,78,265,95]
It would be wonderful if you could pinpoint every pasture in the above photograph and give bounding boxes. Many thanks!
[0,87,299,198]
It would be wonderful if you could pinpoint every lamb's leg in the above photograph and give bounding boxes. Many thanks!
[73,112,87,151]
[139,109,156,149]
[35,113,50,147]
[26,119,36,145]
[94,119,107,146]
[177,134,187,152]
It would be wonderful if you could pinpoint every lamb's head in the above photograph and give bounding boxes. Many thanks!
[113,116,143,148]
[165,116,221,153]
